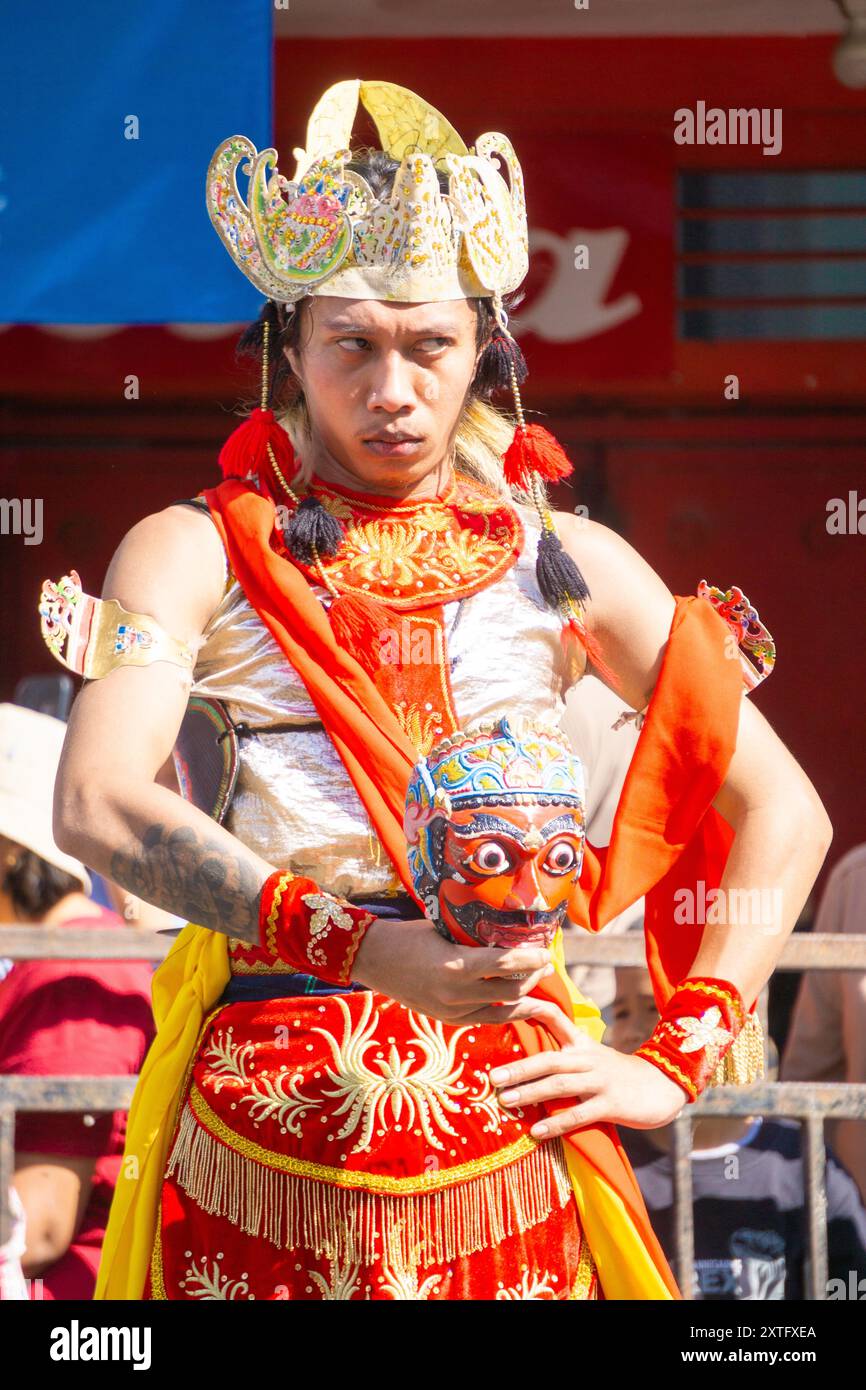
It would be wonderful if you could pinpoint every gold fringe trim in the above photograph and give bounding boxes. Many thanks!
[166,1096,574,1270]
[709,1010,766,1087]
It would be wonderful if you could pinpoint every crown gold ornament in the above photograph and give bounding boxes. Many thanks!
[207,78,528,313]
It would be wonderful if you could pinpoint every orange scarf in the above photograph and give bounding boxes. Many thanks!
[202,475,743,1300]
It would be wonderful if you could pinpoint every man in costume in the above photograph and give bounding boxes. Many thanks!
[43,79,831,1300]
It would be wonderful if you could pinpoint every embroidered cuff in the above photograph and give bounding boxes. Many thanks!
[258,870,378,986]
[634,975,748,1103]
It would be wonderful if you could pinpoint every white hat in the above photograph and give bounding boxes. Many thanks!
[0,703,92,895]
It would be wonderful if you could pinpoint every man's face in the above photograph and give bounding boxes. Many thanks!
[284,295,484,493]
[436,802,585,949]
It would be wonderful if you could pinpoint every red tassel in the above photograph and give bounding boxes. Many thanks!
[502,423,574,489]
[218,407,297,495]
[329,592,395,676]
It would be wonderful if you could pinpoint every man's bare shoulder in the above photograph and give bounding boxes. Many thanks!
[552,509,619,553]
[551,509,646,594]
[551,507,675,651]
[102,501,227,645]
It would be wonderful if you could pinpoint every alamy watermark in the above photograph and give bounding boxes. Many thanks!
[49,1320,151,1369]
[827,1270,866,1299]
[674,101,782,157]
[826,490,866,535]
[673,880,783,935]
[0,497,42,545]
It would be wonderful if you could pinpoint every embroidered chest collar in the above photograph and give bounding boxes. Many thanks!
[275,471,524,611]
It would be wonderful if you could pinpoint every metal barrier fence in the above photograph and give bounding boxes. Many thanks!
[563,930,866,1300]
[1,924,865,1299]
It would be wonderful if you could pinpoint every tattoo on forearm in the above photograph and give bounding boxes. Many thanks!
[110,823,263,943]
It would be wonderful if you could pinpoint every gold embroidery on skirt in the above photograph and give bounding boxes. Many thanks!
[150,1195,167,1300]
[495,1267,560,1299]
[165,1089,574,1271]
[185,1079,535,1189]
[569,1237,599,1300]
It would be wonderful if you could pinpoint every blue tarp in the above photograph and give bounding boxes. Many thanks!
[0,0,271,323]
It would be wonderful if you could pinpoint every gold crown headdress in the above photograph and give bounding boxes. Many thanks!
[207,78,528,311]
[207,78,597,670]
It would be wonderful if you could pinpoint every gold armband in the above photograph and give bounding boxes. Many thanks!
[38,569,195,679]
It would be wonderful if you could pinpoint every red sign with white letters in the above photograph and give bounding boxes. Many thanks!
[511,134,676,390]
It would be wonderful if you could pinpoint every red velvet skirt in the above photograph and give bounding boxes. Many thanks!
[145,992,602,1301]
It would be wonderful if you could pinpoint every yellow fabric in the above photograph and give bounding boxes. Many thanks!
[552,928,606,1045]
[94,923,230,1300]
[550,934,675,1300]
[565,1150,675,1300]
[96,923,671,1300]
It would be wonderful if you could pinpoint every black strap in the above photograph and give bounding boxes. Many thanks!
[170,496,210,514]
[216,718,326,742]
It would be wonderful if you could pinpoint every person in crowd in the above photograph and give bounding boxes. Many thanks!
[0,703,155,1300]
[609,962,866,1300]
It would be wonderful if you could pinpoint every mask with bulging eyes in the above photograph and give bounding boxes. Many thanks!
[404,713,586,949]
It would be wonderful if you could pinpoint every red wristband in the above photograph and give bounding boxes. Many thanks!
[257,870,378,987]
[634,976,747,1103]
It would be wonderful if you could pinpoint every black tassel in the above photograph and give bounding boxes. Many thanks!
[491,325,528,382]
[536,526,592,609]
[282,496,345,564]
[472,324,529,397]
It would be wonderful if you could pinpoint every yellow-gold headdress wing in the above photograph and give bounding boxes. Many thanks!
[206,78,528,314]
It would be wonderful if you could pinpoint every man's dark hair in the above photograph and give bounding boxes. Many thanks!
[3,847,81,920]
